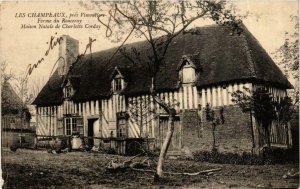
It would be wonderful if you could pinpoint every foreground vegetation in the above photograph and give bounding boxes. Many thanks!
[2,148,299,188]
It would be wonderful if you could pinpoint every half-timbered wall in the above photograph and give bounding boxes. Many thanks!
[36,81,289,150]
[198,82,253,108]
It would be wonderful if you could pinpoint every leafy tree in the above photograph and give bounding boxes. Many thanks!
[82,0,243,178]
[205,103,225,151]
[252,89,277,148]
[273,15,299,106]
[232,88,294,152]
[274,96,294,147]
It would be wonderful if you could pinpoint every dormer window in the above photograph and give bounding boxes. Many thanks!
[176,54,200,85]
[112,74,125,92]
[111,66,128,93]
[114,78,122,91]
[64,81,74,98]
[182,61,196,83]
[65,85,72,98]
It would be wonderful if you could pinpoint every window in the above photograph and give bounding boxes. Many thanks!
[114,78,122,91]
[117,118,127,137]
[64,85,73,98]
[65,118,71,135]
[64,117,83,135]
[116,112,128,138]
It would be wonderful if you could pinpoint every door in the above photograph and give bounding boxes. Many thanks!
[157,115,181,152]
[88,119,94,147]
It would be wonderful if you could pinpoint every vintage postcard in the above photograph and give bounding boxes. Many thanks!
[0,1,299,188]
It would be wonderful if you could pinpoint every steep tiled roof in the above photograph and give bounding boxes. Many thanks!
[33,24,292,106]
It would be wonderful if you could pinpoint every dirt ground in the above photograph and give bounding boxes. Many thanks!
[1,148,299,189]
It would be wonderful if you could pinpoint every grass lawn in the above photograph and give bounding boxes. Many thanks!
[1,148,299,188]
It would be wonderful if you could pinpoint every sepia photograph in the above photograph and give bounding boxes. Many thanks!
[0,0,299,188]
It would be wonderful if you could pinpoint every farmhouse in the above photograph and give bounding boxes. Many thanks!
[1,81,33,147]
[33,24,293,154]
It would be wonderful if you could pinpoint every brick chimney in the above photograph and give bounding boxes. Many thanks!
[58,35,79,76]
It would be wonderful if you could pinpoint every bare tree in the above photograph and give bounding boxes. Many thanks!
[1,61,17,113]
[1,61,15,87]
[128,96,155,138]
[85,0,242,178]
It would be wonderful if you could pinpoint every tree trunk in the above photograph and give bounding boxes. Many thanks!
[150,77,177,180]
[265,124,271,148]
[156,113,175,179]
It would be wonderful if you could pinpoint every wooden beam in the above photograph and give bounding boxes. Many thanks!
[201,88,206,108]
[222,87,227,106]
[179,88,183,110]
[91,100,95,115]
[193,87,198,109]
[188,86,193,109]
[173,91,179,111]
[217,86,222,107]
[183,86,188,109]
[207,88,211,106]
[123,95,126,112]
[212,86,217,107]
[96,100,99,115]
[228,84,233,105]
[108,99,113,120]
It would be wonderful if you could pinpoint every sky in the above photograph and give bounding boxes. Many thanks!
[0,0,298,90]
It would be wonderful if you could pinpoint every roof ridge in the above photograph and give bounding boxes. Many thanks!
[87,25,221,57]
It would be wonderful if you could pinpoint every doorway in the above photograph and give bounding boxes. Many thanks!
[88,119,95,147]
[157,115,181,152]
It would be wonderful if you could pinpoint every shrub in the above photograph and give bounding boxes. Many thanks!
[194,148,298,165]
[194,149,297,165]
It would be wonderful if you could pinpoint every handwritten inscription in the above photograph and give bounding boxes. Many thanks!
[25,33,63,78]
[25,33,97,81]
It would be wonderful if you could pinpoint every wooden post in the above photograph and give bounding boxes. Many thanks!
[217,86,222,106]
[169,92,173,108]
[192,87,198,109]
[91,100,95,115]
[123,95,126,112]
[79,103,82,116]
[228,84,233,105]
[233,83,238,92]
[112,95,116,118]
[54,106,58,136]
[164,92,168,106]
[74,103,77,114]
[183,86,188,110]
[207,88,211,106]
[179,88,183,110]
[95,100,99,115]
[188,86,193,109]
[212,87,217,107]
[87,101,90,116]
[201,88,206,108]
[108,99,112,119]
